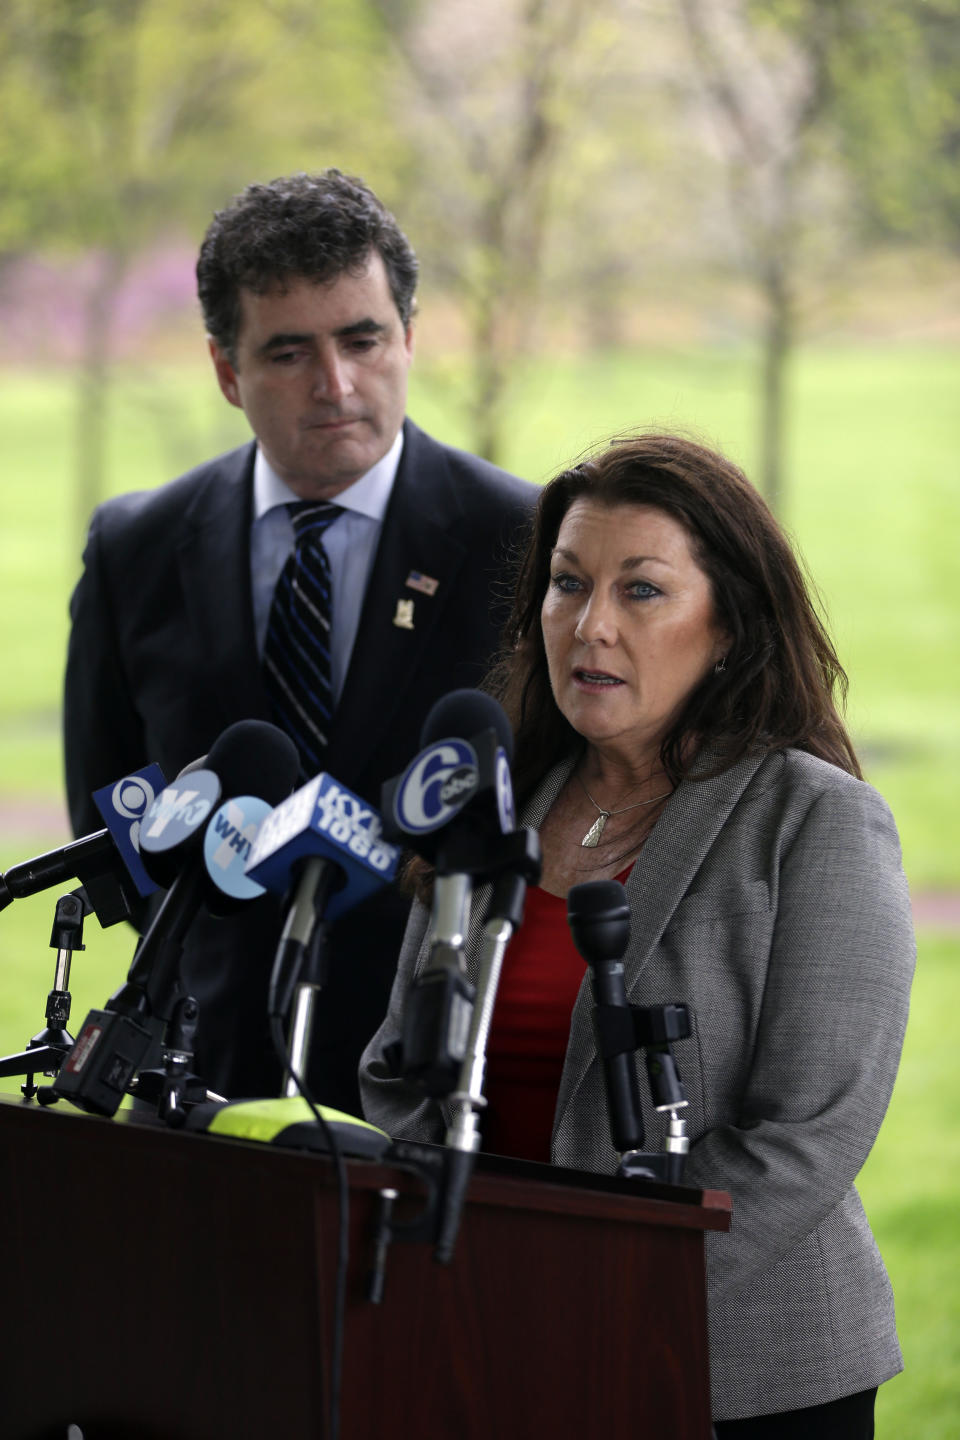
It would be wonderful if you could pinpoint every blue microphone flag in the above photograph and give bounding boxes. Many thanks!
[245,773,399,921]
[91,763,167,899]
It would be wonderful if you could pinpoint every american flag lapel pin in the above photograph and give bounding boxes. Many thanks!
[405,570,439,597]
[393,598,415,630]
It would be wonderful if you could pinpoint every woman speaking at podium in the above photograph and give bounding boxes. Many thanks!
[360,433,914,1437]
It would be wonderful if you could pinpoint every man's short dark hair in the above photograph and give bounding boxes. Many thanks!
[197,169,419,356]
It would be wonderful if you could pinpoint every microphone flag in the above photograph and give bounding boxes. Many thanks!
[92,763,167,899]
[246,772,399,920]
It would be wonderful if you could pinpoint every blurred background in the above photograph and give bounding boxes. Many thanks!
[0,2,957,1432]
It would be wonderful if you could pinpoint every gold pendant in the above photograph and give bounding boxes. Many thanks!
[581,812,608,848]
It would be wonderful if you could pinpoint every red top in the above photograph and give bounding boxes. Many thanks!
[482,866,634,1163]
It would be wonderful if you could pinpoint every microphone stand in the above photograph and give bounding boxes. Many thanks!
[131,994,213,1126]
[594,1000,693,1185]
[52,867,222,1122]
[279,857,339,1097]
[363,829,542,1295]
[569,879,693,1186]
[125,869,227,1123]
[435,828,542,1263]
[0,890,87,1101]
[284,981,320,1099]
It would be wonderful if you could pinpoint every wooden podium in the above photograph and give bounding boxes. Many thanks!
[0,1094,730,1440]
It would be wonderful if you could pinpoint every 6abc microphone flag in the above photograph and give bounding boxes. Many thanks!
[380,690,528,1100]
[382,695,516,854]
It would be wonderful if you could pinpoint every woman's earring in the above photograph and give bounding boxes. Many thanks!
[714,655,727,674]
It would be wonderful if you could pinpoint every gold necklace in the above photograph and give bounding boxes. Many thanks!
[576,771,672,848]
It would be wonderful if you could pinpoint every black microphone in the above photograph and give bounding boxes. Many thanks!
[0,762,167,925]
[382,690,517,1098]
[52,721,299,1116]
[132,719,300,1008]
[382,688,517,862]
[567,879,645,1155]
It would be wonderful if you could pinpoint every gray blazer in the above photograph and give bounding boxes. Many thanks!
[360,746,915,1421]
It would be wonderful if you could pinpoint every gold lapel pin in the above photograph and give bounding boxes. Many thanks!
[393,598,415,630]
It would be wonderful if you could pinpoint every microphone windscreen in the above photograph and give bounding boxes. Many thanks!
[205,720,300,804]
[175,754,209,778]
[567,880,631,964]
[420,689,513,762]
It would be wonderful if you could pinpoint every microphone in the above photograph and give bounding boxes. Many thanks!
[381,688,516,860]
[202,793,276,916]
[91,766,168,901]
[568,880,693,1183]
[382,689,517,1099]
[136,768,223,890]
[567,880,645,1155]
[52,721,299,1117]
[244,772,401,1023]
[0,763,167,925]
[131,719,300,1007]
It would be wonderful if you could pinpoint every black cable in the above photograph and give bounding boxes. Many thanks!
[269,1014,349,1440]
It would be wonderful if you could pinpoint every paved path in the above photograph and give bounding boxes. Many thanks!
[0,797,70,834]
[1,797,958,931]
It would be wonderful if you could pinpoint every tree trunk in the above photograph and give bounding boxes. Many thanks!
[74,248,127,545]
[470,299,509,467]
[759,255,791,515]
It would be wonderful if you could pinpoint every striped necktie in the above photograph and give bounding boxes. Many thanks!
[262,499,341,778]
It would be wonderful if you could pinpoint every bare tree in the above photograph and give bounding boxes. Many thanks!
[371,0,605,466]
[676,0,843,511]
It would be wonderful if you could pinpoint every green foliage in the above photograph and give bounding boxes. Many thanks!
[735,0,960,249]
[0,0,399,256]
[826,0,960,246]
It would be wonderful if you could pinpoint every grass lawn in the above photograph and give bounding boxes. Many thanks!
[859,932,960,1438]
[0,342,957,1433]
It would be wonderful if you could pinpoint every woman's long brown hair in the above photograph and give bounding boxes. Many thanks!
[487,431,861,809]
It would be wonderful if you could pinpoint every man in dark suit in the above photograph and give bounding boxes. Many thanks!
[63,170,537,1113]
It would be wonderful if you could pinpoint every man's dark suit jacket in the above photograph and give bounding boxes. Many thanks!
[64,419,538,1112]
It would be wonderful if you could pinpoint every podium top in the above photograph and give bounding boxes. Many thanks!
[0,1090,731,1234]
